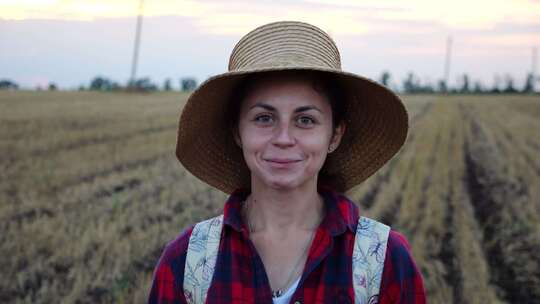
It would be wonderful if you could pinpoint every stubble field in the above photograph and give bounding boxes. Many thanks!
[0,91,539,303]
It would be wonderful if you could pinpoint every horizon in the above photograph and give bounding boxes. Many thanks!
[1,0,539,90]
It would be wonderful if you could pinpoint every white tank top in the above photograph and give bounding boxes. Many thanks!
[272,277,301,304]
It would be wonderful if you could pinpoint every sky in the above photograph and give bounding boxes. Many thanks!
[0,0,539,90]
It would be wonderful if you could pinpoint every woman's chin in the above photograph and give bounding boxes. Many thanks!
[268,180,297,190]
[249,165,318,191]
[260,175,312,191]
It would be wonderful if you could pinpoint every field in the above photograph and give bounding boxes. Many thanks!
[0,91,539,303]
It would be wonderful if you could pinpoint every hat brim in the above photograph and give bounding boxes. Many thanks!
[176,66,408,194]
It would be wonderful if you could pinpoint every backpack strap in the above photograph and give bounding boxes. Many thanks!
[183,214,390,304]
[183,215,224,304]
[352,216,390,304]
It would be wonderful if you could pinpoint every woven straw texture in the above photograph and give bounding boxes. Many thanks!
[176,21,408,194]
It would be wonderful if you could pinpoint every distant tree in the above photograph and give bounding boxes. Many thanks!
[163,78,172,91]
[459,74,470,93]
[127,79,136,89]
[130,77,158,91]
[437,80,447,93]
[401,72,434,93]
[403,72,419,93]
[473,81,484,94]
[90,76,114,91]
[490,75,501,93]
[78,85,86,91]
[48,83,57,91]
[379,71,391,87]
[0,79,19,90]
[111,82,122,91]
[181,77,198,91]
[424,83,436,93]
[523,73,534,93]
[502,74,518,93]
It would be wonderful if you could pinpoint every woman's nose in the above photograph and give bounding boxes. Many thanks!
[272,122,295,147]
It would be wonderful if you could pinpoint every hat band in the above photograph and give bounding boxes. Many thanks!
[234,53,339,72]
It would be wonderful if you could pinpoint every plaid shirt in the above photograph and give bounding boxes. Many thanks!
[149,188,426,303]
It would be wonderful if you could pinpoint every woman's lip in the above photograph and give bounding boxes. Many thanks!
[264,158,302,164]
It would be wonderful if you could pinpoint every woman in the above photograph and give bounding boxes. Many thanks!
[149,21,425,304]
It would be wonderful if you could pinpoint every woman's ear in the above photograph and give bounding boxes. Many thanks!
[329,122,346,152]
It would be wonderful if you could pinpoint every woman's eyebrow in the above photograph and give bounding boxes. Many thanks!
[248,103,321,113]
[249,103,275,111]
[294,105,322,113]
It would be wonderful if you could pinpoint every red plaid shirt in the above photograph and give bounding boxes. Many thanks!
[149,189,426,303]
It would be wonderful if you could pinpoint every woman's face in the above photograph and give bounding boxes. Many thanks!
[235,75,344,191]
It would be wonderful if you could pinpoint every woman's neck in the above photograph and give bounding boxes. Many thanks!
[244,181,325,236]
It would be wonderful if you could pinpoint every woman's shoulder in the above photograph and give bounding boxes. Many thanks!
[380,230,426,303]
[149,225,196,303]
[384,230,419,274]
[159,225,195,264]
[151,226,195,286]
[387,230,411,251]
[156,214,225,267]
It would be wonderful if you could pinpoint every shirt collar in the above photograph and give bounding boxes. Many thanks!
[222,187,359,236]
[222,189,249,233]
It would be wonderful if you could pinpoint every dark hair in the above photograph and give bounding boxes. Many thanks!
[227,70,346,133]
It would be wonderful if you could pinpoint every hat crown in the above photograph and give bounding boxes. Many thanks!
[177,20,408,194]
[228,21,341,71]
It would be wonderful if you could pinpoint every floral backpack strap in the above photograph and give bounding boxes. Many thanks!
[352,216,390,304]
[183,215,224,304]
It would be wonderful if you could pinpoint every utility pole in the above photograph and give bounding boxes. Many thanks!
[129,0,144,89]
[443,36,452,91]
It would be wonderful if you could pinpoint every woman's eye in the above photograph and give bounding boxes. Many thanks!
[297,116,315,126]
[254,114,273,124]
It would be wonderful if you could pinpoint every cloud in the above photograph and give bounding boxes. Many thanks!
[2,0,539,41]
[1,1,538,88]
[307,0,540,30]
[3,0,538,32]
[0,0,206,20]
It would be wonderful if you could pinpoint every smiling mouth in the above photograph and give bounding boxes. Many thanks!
[264,158,302,164]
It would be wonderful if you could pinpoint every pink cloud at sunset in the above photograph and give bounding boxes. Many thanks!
[0,0,538,89]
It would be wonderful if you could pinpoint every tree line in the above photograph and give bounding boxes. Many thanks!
[0,76,198,92]
[0,72,538,94]
[388,71,537,94]
[82,76,198,92]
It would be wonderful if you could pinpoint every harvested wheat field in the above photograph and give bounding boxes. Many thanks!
[0,91,539,303]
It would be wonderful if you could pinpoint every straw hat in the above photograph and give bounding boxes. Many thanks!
[176,21,408,194]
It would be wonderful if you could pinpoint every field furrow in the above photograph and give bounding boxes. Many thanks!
[28,124,177,158]
[1,92,538,303]
[463,112,540,303]
[351,98,433,215]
